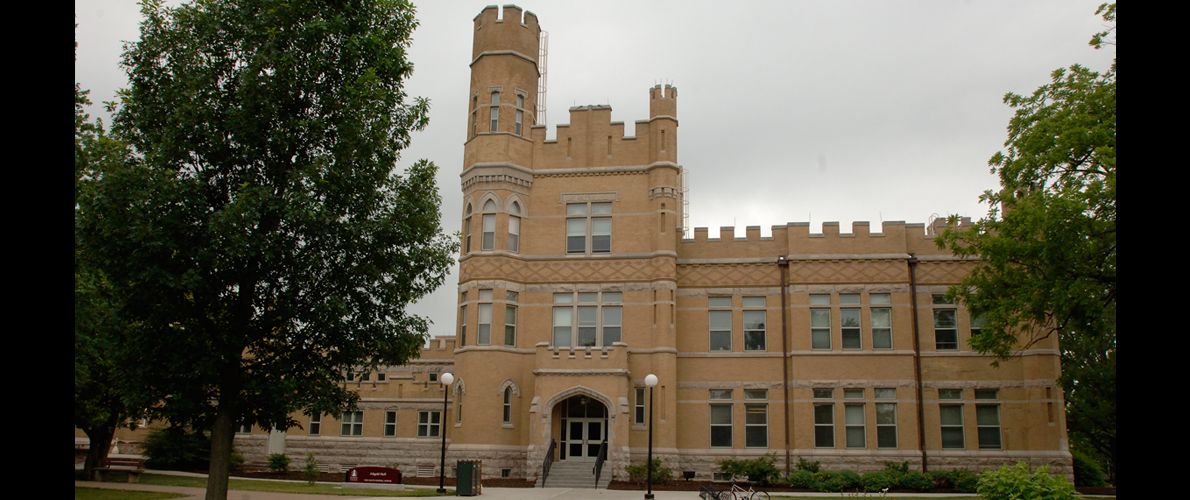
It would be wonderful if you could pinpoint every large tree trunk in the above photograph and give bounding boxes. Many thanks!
[206,401,238,500]
[82,425,115,481]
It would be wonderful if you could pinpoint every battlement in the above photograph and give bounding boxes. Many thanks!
[525,85,678,168]
[649,84,678,118]
[679,218,974,260]
[472,5,541,64]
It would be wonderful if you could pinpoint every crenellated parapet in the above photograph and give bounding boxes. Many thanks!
[679,218,976,261]
[526,85,678,169]
[472,4,541,68]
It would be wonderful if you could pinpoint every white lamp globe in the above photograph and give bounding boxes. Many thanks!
[440,372,455,385]
[644,373,658,387]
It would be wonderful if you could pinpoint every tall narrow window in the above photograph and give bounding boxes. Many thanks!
[634,387,646,425]
[709,389,733,448]
[477,289,493,345]
[502,387,513,425]
[308,412,321,436]
[814,387,834,447]
[744,389,768,448]
[508,201,521,252]
[743,297,767,351]
[844,388,865,448]
[840,293,861,349]
[552,297,573,347]
[975,389,1001,449]
[340,411,363,436]
[871,293,892,349]
[459,299,467,346]
[471,95,478,137]
[933,294,957,350]
[515,94,524,135]
[455,385,463,424]
[481,199,496,251]
[970,314,986,338]
[709,297,732,351]
[601,292,622,345]
[384,410,397,437]
[463,204,473,253]
[875,388,897,448]
[810,294,831,350]
[939,388,964,449]
[578,292,598,347]
[489,91,500,132]
[504,291,518,346]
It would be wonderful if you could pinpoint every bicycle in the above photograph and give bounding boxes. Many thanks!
[719,479,770,500]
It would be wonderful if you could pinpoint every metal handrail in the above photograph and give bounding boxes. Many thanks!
[593,441,608,488]
[541,439,556,487]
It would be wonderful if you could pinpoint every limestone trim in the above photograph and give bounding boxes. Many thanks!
[455,345,535,355]
[532,368,631,376]
[676,254,911,265]
[920,349,1059,357]
[626,347,679,354]
[559,192,618,203]
[649,186,680,199]
[463,161,535,176]
[928,450,1073,458]
[532,161,682,176]
[497,379,522,397]
[469,50,540,73]
[676,352,785,358]
[459,250,679,262]
[914,255,980,262]
[542,386,617,417]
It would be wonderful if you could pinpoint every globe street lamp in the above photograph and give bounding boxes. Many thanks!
[644,373,659,500]
[437,372,455,494]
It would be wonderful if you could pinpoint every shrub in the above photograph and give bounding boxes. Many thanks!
[795,457,821,473]
[229,449,245,472]
[304,452,320,485]
[143,426,211,471]
[976,462,1076,500]
[883,461,910,474]
[268,453,291,473]
[929,468,978,492]
[900,470,933,491]
[785,469,818,489]
[860,470,894,493]
[717,454,779,485]
[1071,448,1107,487]
[816,470,861,492]
[625,458,672,483]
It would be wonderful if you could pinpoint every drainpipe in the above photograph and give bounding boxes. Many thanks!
[907,254,928,473]
[777,256,792,476]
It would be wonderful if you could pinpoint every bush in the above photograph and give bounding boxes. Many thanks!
[976,462,1076,500]
[304,452,320,485]
[625,458,672,483]
[717,455,779,485]
[816,470,861,492]
[900,470,933,491]
[860,470,894,493]
[143,426,211,471]
[785,469,818,489]
[1071,448,1107,487]
[268,453,290,472]
[229,449,245,472]
[929,468,978,492]
[795,457,821,473]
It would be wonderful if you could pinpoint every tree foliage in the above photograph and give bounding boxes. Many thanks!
[76,1,455,498]
[936,3,1115,482]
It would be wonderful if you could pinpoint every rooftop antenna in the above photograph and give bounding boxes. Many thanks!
[536,30,549,127]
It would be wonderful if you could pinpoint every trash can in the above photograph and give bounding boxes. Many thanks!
[456,459,482,496]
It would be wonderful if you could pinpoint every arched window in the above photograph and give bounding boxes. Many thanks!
[508,201,521,252]
[455,383,465,424]
[464,203,473,254]
[503,387,513,424]
[481,199,497,250]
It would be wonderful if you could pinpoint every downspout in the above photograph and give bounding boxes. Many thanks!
[777,256,792,476]
[907,254,927,473]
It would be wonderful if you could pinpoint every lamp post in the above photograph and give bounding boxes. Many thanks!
[644,373,658,500]
[437,372,455,494]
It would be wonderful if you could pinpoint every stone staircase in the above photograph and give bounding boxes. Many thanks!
[536,459,611,489]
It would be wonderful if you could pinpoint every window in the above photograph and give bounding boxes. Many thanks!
[345,370,355,381]
[566,202,612,254]
[377,372,386,381]
[970,314,986,338]
[870,293,892,349]
[503,387,513,425]
[455,385,463,424]
[384,410,397,437]
[813,387,834,399]
[481,200,496,251]
[875,388,897,448]
[710,404,732,447]
[477,289,493,345]
[504,291,518,347]
[744,390,768,448]
[934,309,957,350]
[939,389,963,449]
[634,387,646,425]
[237,422,252,434]
[515,94,525,135]
[709,297,732,351]
[552,291,622,347]
[361,371,371,382]
[743,297,766,351]
[417,410,441,437]
[810,294,831,349]
[489,91,500,132]
[976,389,1001,449]
[429,372,438,383]
[471,95,478,138]
[308,413,321,436]
[845,404,865,448]
[508,201,521,252]
[710,389,733,400]
[464,204,473,253]
[841,307,861,349]
[341,411,363,436]
[814,404,834,448]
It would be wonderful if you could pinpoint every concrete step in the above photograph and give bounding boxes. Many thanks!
[535,460,611,489]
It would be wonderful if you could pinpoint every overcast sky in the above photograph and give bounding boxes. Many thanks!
[75,0,1115,336]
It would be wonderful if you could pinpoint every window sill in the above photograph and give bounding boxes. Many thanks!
[502,423,514,429]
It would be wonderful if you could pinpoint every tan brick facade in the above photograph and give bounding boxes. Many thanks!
[85,3,1071,484]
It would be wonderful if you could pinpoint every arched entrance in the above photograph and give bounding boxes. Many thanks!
[557,394,607,460]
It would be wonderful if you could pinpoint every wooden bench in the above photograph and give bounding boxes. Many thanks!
[96,454,146,483]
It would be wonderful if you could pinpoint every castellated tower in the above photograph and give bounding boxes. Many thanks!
[464,5,541,170]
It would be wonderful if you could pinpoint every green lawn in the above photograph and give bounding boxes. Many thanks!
[90,472,453,497]
[75,487,187,500]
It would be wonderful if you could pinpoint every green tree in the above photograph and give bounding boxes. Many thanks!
[75,83,145,481]
[936,3,1115,483]
[76,1,455,498]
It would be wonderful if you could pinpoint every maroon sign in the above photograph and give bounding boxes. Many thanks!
[345,466,402,484]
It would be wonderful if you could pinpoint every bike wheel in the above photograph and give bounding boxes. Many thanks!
[749,491,770,500]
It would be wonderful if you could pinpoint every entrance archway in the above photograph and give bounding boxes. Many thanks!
[557,394,607,460]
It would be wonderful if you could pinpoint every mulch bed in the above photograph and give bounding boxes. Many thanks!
[232,470,535,488]
[1077,486,1117,495]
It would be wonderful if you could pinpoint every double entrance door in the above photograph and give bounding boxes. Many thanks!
[561,417,605,459]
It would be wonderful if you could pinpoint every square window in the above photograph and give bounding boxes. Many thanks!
[839,293,860,305]
[844,388,864,399]
[744,389,768,400]
[810,294,831,305]
[813,388,833,399]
